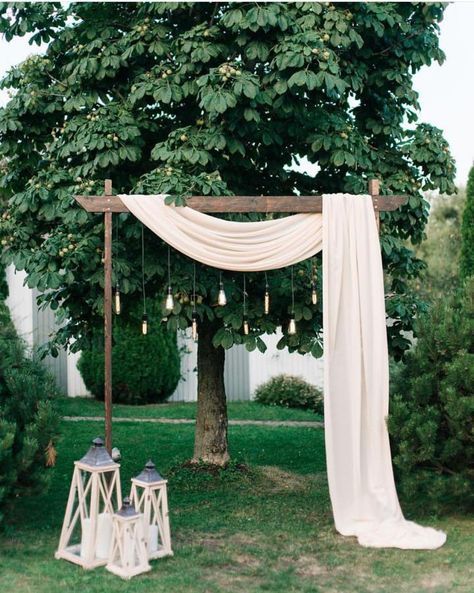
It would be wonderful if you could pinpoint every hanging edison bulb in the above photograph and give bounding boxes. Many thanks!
[191,312,198,342]
[141,313,148,335]
[264,289,270,315]
[114,285,121,315]
[218,281,227,306]
[311,283,318,305]
[243,315,250,335]
[288,266,297,335]
[311,259,318,305]
[264,272,270,315]
[165,286,174,311]
[288,314,296,335]
[140,226,148,334]
[165,246,174,311]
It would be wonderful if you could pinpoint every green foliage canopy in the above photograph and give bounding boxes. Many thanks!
[0,2,456,359]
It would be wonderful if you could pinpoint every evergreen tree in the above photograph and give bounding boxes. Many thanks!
[388,279,474,512]
[460,165,474,279]
[0,265,60,525]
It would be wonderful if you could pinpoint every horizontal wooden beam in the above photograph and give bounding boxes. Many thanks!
[75,194,407,214]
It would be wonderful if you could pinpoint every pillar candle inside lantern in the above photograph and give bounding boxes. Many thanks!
[96,512,113,559]
[80,518,91,558]
[148,524,159,553]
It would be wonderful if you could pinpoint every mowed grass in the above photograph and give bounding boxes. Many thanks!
[1,420,473,593]
[56,396,322,422]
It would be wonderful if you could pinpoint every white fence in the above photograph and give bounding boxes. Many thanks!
[6,265,324,401]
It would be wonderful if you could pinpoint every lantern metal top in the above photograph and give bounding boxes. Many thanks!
[116,497,139,518]
[133,459,164,484]
[79,437,117,468]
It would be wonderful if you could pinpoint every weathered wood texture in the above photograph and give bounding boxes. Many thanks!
[368,179,381,230]
[75,194,407,214]
[103,181,113,453]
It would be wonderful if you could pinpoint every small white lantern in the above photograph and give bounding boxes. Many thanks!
[55,437,122,569]
[106,497,151,580]
[130,460,173,559]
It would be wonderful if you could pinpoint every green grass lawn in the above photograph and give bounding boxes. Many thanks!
[1,420,473,593]
[56,396,322,422]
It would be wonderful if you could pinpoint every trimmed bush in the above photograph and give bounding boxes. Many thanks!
[78,321,181,405]
[0,267,60,526]
[254,374,323,416]
[388,278,474,513]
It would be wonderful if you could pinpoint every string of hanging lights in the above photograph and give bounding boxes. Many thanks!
[136,250,316,338]
[141,225,148,335]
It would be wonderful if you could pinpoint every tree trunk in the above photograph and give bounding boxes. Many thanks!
[193,320,229,466]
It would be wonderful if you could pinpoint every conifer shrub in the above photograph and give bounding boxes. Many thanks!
[0,267,60,526]
[254,374,323,416]
[460,165,474,279]
[388,279,474,513]
[78,320,181,405]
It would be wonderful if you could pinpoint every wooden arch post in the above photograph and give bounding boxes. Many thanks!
[76,179,405,452]
[103,179,113,453]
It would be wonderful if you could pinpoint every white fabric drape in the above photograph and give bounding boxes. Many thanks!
[121,195,322,271]
[120,193,446,550]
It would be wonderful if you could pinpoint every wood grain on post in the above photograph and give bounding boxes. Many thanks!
[368,179,381,231]
[75,193,406,214]
[103,180,113,453]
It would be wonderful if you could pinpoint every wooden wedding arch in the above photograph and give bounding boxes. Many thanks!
[75,179,406,452]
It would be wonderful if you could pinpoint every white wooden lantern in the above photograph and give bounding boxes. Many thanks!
[130,460,173,559]
[106,497,151,579]
[55,437,122,569]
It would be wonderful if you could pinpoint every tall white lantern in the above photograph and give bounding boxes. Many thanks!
[55,437,122,569]
[106,497,151,580]
[130,460,173,559]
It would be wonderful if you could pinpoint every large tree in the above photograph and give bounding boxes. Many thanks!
[0,2,455,465]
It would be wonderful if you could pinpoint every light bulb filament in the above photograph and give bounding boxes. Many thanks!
[141,314,148,335]
[191,312,198,342]
[218,282,227,306]
[288,315,296,335]
[165,286,174,311]
[114,286,121,315]
[264,290,270,315]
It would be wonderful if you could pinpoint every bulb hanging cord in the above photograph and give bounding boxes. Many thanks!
[113,217,121,315]
[141,225,146,315]
[167,245,171,286]
[288,266,297,335]
[165,245,175,311]
[193,262,196,312]
[291,266,295,314]
[191,262,198,342]
[243,274,247,314]
[141,225,148,335]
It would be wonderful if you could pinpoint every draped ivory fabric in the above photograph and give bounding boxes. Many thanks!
[120,193,446,550]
